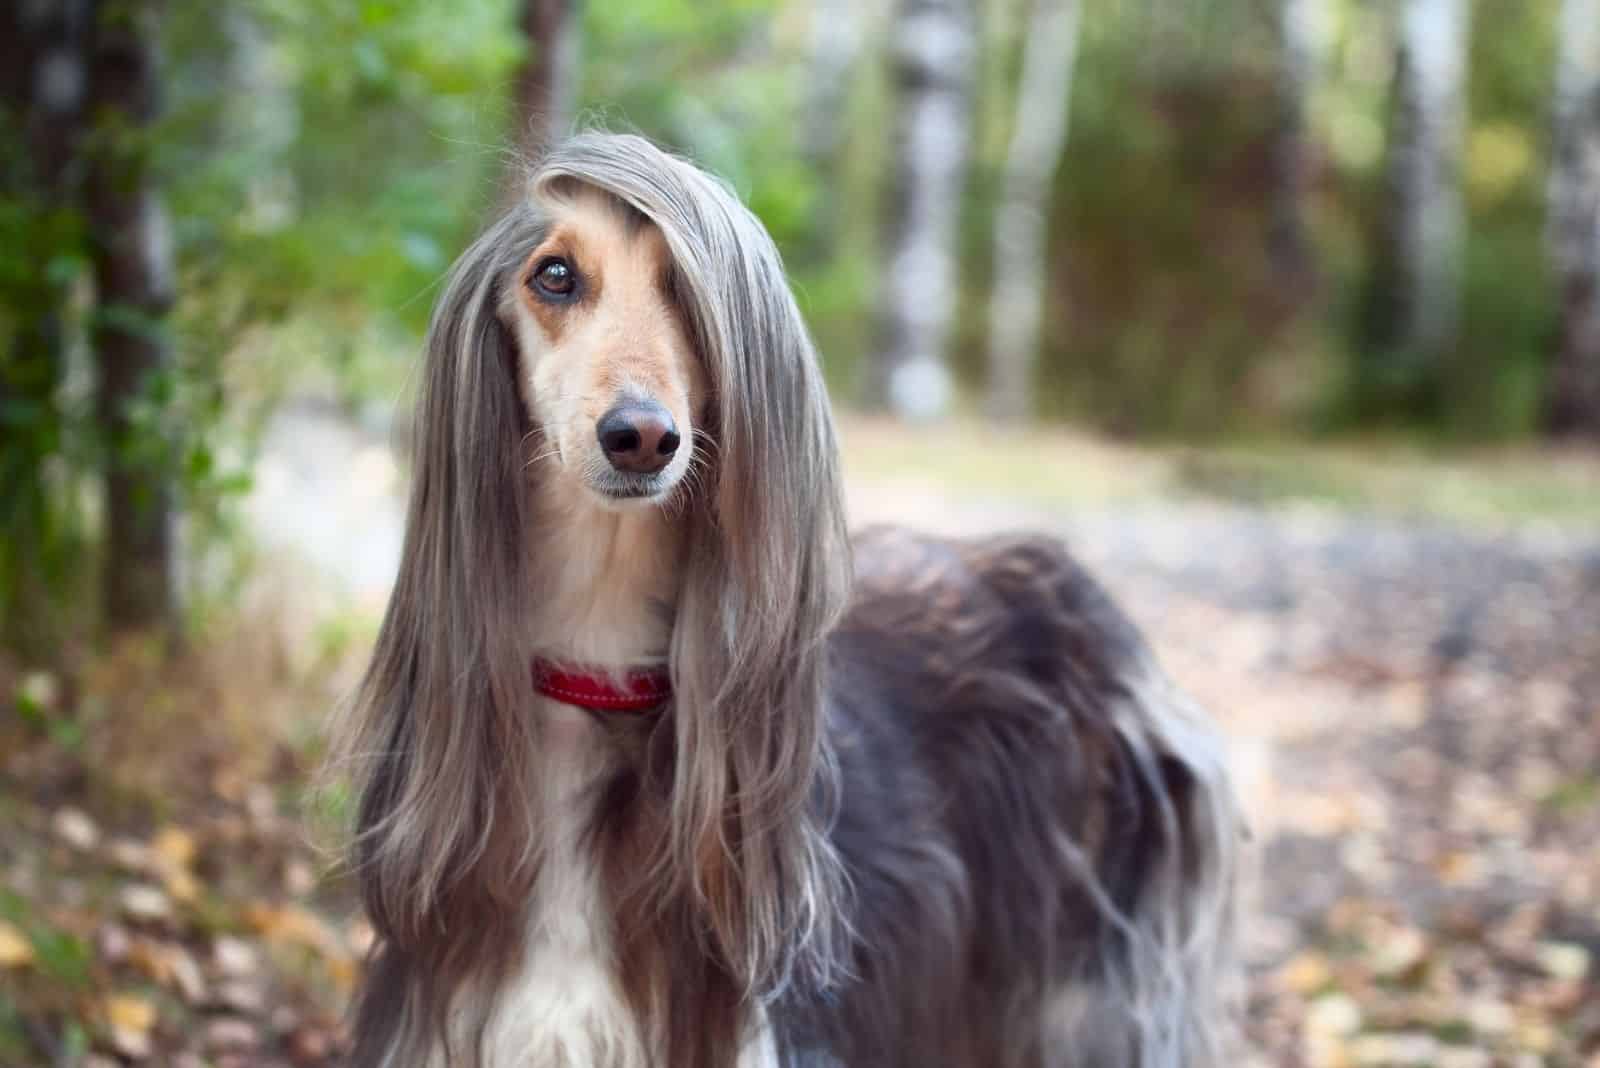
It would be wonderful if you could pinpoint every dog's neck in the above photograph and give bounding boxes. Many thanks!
[524,471,687,672]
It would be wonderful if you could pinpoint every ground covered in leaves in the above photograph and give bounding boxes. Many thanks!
[1066,507,1600,1068]
[2,412,1597,1067]
[0,627,364,1068]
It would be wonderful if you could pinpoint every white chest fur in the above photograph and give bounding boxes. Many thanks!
[478,700,649,1068]
[471,700,779,1068]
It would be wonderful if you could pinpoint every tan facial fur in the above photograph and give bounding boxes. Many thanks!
[504,187,706,508]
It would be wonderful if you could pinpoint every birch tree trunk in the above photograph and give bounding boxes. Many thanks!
[516,0,580,154]
[802,0,867,166]
[1368,0,1471,383]
[86,0,177,635]
[865,0,976,419]
[1268,0,1327,288]
[984,0,1081,422]
[1547,0,1600,437]
[797,0,868,262]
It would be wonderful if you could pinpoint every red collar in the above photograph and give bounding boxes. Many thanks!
[532,658,672,713]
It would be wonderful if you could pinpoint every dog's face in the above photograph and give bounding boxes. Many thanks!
[504,186,707,508]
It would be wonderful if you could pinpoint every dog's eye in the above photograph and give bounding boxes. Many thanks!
[530,258,577,299]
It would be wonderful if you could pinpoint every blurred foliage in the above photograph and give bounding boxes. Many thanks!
[0,117,92,650]
[1340,0,1557,435]
[0,0,1591,657]
[1447,0,1557,438]
[960,0,1559,438]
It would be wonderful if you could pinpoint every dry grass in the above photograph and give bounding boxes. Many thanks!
[839,415,1600,529]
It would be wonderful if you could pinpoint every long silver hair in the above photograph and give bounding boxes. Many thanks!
[335,132,850,1053]
[335,131,1240,1068]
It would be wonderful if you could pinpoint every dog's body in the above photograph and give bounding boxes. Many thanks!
[338,133,1238,1068]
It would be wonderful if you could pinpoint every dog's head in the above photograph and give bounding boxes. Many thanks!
[503,184,708,507]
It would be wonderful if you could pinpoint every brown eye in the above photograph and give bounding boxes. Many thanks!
[530,257,577,300]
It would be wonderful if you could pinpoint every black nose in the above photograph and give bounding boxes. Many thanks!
[596,401,680,475]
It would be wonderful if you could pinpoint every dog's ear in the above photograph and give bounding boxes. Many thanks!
[679,173,851,646]
[688,184,853,990]
[340,205,546,1062]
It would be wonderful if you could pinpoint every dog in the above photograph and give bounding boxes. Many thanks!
[335,132,1239,1068]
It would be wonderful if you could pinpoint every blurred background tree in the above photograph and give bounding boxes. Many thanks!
[985,0,1081,422]
[516,0,579,155]
[1,0,1595,661]
[1549,0,1600,436]
[87,0,179,639]
[1352,0,1471,422]
[865,0,975,419]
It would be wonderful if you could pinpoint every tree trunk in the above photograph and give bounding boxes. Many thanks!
[802,0,866,166]
[2,0,92,410]
[797,0,866,261]
[984,0,1081,422]
[86,0,177,636]
[864,0,976,419]
[1546,0,1600,438]
[1367,0,1471,389]
[516,0,580,155]
[1268,0,1327,289]
[1,0,94,648]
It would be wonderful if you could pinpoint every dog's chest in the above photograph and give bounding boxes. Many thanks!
[480,709,648,1068]
[476,701,779,1068]
[482,845,648,1068]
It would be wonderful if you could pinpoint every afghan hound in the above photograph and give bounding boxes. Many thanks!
[336,132,1240,1068]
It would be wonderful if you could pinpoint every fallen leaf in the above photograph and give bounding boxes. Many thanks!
[1350,1032,1438,1066]
[107,837,154,872]
[151,826,197,869]
[53,806,100,851]
[1277,951,1333,995]
[1437,1048,1492,1068]
[1307,993,1363,1038]
[217,979,265,1013]
[119,884,172,924]
[1467,998,1515,1035]
[104,993,156,1031]
[288,1024,334,1065]
[126,937,204,1004]
[96,923,132,964]
[213,935,259,977]
[244,902,344,958]
[168,945,207,1003]
[162,866,201,906]
[212,767,246,803]
[284,858,316,897]
[1515,1015,1557,1055]
[205,1016,260,1052]
[245,784,277,827]
[1534,941,1589,982]
[103,993,156,1059]
[1370,925,1428,979]
[0,921,35,968]
[126,938,170,984]
[17,670,60,712]
[327,950,358,994]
